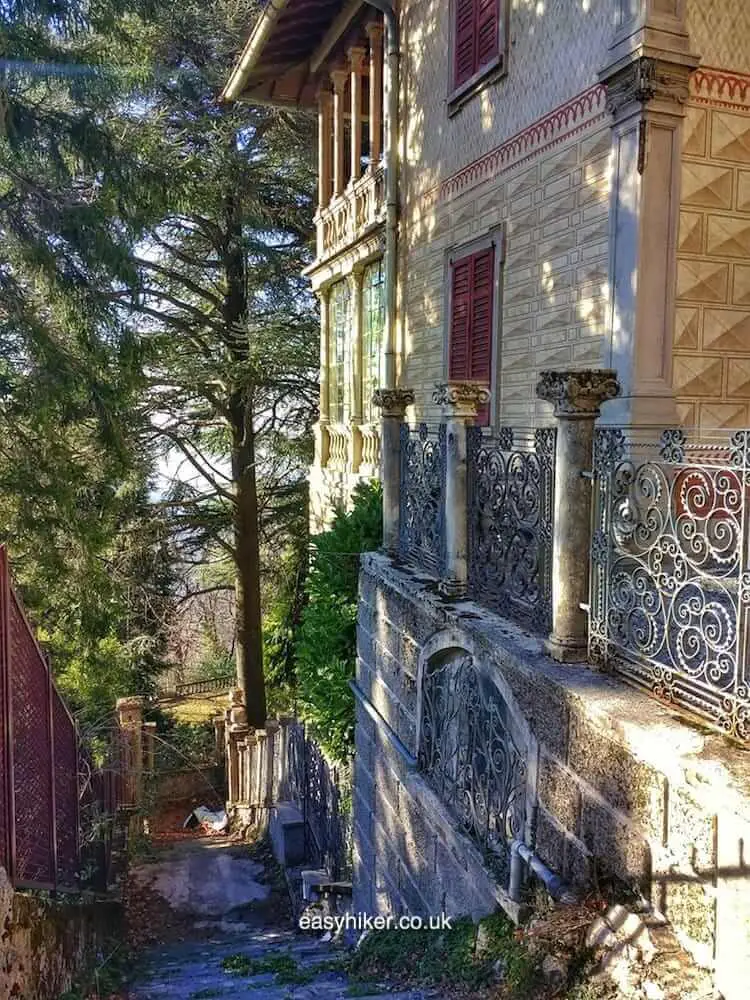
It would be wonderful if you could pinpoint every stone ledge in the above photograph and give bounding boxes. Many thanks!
[361,552,750,827]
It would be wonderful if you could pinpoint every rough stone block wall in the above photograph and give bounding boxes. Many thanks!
[673,67,750,429]
[0,866,122,1000]
[353,553,750,993]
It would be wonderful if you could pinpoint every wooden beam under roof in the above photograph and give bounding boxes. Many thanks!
[310,0,364,74]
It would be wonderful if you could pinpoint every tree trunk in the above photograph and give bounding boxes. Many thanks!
[223,186,266,727]
[231,395,266,728]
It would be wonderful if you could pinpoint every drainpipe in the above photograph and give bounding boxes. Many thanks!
[364,0,399,389]
[509,840,578,905]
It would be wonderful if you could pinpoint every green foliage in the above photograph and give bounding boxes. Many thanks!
[294,483,382,761]
[221,951,313,985]
[350,913,538,997]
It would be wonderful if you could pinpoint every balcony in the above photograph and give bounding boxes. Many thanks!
[315,165,386,263]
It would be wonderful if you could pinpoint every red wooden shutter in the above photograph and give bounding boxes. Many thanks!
[470,247,494,425]
[476,0,499,69]
[449,257,471,380]
[454,0,477,88]
[449,247,496,426]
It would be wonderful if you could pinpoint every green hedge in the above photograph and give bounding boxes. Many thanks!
[293,483,382,761]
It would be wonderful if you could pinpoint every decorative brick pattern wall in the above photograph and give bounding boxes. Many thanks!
[401,87,611,426]
[686,0,750,76]
[354,553,750,986]
[674,68,750,428]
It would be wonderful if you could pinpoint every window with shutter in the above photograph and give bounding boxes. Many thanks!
[453,0,501,91]
[449,246,496,426]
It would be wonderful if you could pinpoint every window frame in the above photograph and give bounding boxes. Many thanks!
[447,0,509,115]
[443,226,506,429]
[328,278,351,425]
[361,257,386,426]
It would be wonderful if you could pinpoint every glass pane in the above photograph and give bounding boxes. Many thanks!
[362,259,385,424]
[329,280,351,424]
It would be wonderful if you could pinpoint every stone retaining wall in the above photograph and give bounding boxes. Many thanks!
[0,866,122,1000]
[353,552,750,999]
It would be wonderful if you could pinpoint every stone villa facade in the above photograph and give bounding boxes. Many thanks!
[224,2,750,997]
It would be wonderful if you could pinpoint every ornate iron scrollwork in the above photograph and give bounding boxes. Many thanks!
[418,654,527,882]
[399,423,446,573]
[467,427,556,631]
[590,427,750,743]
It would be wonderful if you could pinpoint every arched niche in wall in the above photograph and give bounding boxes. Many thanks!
[415,629,539,886]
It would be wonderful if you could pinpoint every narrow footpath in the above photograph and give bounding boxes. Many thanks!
[126,835,436,1000]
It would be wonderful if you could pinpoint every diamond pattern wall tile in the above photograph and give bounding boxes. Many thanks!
[675,307,700,349]
[677,260,729,302]
[737,170,750,211]
[681,162,733,208]
[703,308,750,351]
[699,402,749,427]
[732,265,750,305]
[706,215,750,256]
[727,358,750,399]
[683,107,708,157]
[678,212,705,254]
[711,112,750,163]
[673,354,724,396]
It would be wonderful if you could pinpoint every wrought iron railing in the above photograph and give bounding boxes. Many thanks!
[399,423,446,574]
[418,654,527,882]
[175,673,235,697]
[590,427,750,742]
[467,427,556,632]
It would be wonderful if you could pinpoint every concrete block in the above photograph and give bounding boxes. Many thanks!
[269,801,306,866]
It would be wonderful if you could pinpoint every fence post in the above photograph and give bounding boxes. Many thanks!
[373,387,415,553]
[213,714,225,760]
[433,381,490,597]
[536,369,620,662]
[225,689,248,807]
[116,696,145,809]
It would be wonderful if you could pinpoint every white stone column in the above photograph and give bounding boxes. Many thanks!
[348,46,366,185]
[315,288,331,469]
[433,381,489,597]
[536,370,620,662]
[331,68,347,198]
[366,21,384,167]
[317,87,332,212]
[600,34,698,426]
[373,388,415,553]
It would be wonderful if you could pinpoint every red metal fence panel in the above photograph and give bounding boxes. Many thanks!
[8,586,56,887]
[0,545,95,890]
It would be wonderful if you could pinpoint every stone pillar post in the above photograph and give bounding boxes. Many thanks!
[373,387,415,554]
[254,729,267,812]
[349,266,364,472]
[244,731,258,805]
[226,688,248,807]
[349,47,366,184]
[213,715,225,760]
[142,721,157,774]
[317,87,332,212]
[315,288,331,468]
[331,68,347,198]
[433,381,489,597]
[264,720,280,807]
[116,696,145,808]
[536,370,620,662]
[366,21,383,166]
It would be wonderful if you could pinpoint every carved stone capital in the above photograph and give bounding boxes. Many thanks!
[536,369,621,418]
[433,380,490,419]
[604,56,693,116]
[372,387,415,418]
